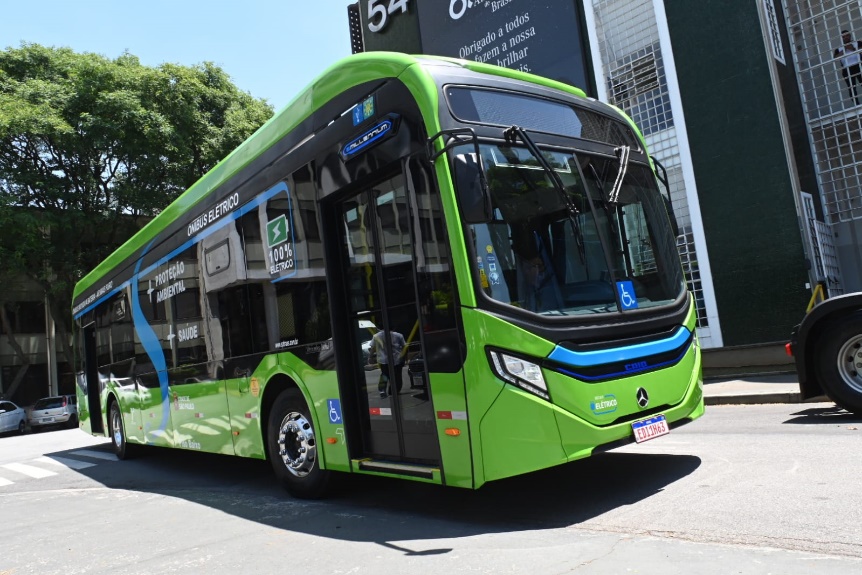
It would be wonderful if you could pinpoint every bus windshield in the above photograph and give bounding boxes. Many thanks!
[454,143,684,316]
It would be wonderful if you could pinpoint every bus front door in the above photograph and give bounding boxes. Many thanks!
[335,172,441,467]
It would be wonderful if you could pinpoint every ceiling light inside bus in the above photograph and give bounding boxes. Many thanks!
[489,350,549,401]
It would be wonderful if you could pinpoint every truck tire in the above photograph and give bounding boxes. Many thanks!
[814,313,862,415]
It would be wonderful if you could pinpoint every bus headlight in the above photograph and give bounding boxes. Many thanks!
[489,350,550,401]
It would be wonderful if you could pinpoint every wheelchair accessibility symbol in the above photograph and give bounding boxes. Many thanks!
[616,281,639,310]
[328,399,342,424]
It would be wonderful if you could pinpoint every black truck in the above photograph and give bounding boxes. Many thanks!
[787,293,862,415]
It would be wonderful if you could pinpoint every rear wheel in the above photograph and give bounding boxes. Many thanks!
[108,400,136,459]
[17,420,25,434]
[266,389,330,499]
[814,313,862,415]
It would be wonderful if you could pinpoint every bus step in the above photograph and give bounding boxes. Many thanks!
[356,459,438,480]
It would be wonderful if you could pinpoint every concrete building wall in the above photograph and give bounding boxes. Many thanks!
[662,0,811,344]
[1,285,68,406]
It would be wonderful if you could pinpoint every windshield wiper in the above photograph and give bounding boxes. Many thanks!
[503,125,585,262]
[588,145,631,206]
[584,150,634,282]
[571,156,624,303]
[609,145,631,204]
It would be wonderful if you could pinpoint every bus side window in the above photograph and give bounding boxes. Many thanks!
[110,292,135,364]
[215,286,256,359]
[95,304,112,370]
[234,206,269,354]
[258,167,331,350]
[171,246,209,368]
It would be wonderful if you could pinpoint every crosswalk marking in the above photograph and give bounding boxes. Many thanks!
[36,456,96,470]
[2,462,57,479]
[70,449,117,462]
[0,448,116,487]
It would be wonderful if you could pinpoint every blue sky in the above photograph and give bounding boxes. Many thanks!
[0,1,354,111]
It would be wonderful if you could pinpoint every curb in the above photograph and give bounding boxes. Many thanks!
[702,369,797,382]
[705,392,802,406]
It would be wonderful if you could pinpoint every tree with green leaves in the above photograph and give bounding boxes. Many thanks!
[0,43,273,388]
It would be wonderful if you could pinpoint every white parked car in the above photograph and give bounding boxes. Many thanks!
[28,395,78,430]
[0,400,27,435]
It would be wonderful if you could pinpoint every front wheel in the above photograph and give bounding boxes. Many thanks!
[814,313,862,415]
[266,389,331,499]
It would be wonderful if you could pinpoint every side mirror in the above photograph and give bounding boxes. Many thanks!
[662,194,679,238]
[453,153,493,223]
[652,156,679,237]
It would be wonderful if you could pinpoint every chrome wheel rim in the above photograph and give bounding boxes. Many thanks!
[111,407,123,447]
[277,411,316,478]
[837,334,862,394]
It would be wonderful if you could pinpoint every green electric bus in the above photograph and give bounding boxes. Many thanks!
[72,52,704,498]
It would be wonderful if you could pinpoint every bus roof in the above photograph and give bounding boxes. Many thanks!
[72,52,601,303]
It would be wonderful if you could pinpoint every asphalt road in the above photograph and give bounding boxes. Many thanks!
[1,403,860,574]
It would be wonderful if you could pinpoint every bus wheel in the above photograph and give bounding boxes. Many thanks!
[108,400,135,460]
[815,313,862,416]
[267,389,330,499]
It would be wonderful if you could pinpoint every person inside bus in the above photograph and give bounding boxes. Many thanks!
[835,29,862,105]
[513,226,563,313]
[370,327,407,398]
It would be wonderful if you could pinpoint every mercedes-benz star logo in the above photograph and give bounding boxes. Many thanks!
[636,388,649,408]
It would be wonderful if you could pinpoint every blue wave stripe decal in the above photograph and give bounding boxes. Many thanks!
[557,344,692,381]
[73,183,287,319]
[135,183,286,281]
[130,240,171,435]
[548,325,691,368]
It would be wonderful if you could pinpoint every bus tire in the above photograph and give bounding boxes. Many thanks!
[108,399,136,460]
[814,313,862,416]
[267,389,330,499]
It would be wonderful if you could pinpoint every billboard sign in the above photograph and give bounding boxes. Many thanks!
[353,0,594,95]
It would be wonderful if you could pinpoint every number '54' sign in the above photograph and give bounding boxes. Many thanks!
[367,0,410,33]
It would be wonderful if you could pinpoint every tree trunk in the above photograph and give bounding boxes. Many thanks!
[48,298,76,367]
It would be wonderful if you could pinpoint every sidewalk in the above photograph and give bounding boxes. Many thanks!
[703,372,821,406]
[699,342,819,406]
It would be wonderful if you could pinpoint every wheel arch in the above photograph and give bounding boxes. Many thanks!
[795,294,862,400]
[260,371,322,465]
[104,390,122,438]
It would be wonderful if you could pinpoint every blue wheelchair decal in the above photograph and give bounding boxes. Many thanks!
[616,281,639,310]
[328,399,342,424]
